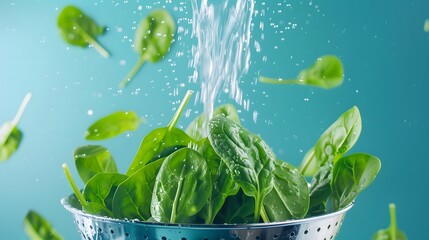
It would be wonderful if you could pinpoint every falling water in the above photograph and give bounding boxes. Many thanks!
[190,0,254,132]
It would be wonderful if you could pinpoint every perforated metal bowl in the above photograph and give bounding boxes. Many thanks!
[61,195,353,240]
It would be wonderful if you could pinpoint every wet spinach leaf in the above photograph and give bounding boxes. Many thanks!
[0,93,31,162]
[331,153,381,210]
[307,164,333,217]
[299,106,362,176]
[85,111,142,140]
[186,103,240,140]
[119,9,175,88]
[208,115,275,222]
[215,190,255,224]
[83,172,127,211]
[112,159,163,220]
[259,55,343,89]
[373,203,408,240]
[151,148,212,223]
[57,5,109,58]
[24,210,63,240]
[262,160,309,222]
[198,138,240,223]
[74,145,118,183]
[126,90,194,175]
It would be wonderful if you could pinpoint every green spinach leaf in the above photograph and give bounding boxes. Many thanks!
[112,159,163,220]
[424,19,429,32]
[215,190,255,224]
[83,172,127,211]
[307,164,333,217]
[85,111,142,140]
[262,160,309,222]
[373,203,408,240]
[57,5,109,58]
[0,93,31,162]
[151,148,212,223]
[74,145,118,183]
[126,90,194,175]
[299,106,362,176]
[208,115,275,222]
[331,153,381,210]
[259,55,343,89]
[186,103,240,140]
[198,138,239,223]
[24,210,63,240]
[119,9,175,88]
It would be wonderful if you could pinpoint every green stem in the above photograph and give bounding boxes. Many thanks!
[260,205,270,223]
[62,163,88,208]
[74,24,110,58]
[259,76,302,85]
[170,169,185,223]
[299,148,315,175]
[119,55,146,89]
[389,203,397,240]
[12,93,32,126]
[253,196,262,223]
[167,90,193,132]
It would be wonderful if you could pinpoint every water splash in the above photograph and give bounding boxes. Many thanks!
[190,0,254,133]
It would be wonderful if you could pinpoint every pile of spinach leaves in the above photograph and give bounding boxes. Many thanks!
[63,90,381,224]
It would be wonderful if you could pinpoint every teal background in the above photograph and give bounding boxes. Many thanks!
[1,0,428,239]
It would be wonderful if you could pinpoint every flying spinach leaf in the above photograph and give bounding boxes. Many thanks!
[0,93,31,162]
[74,145,118,183]
[373,203,408,240]
[259,55,343,89]
[57,5,109,58]
[306,164,333,217]
[198,138,239,224]
[424,19,429,32]
[262,160,309,222]
[331,153,381,210]
[215,190,255,224]
[112,159,163,220]
[208,115,275,223]
[62,163,114,217]
[186,103,240,141]
[119,9,175,88]
[299,106,362,176]
[151,147,212,223]
[126,90,194,175]
[85,111,142,140]
[83,172,127,211]
[24,210,63,240]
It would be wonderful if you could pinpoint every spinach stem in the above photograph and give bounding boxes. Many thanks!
[170,171,185,223]
[260,205,270,223]
[119,55,146,89]
[389,203,397,240]
[75,24,110,58]
[299,148,315,174]
[253,196,262,223]
[259,76,302,85]
[167,90,193,132]
[12,93,32,126]
[62,163,88,208]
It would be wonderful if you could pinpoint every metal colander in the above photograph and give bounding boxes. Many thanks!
[61,195,353,240]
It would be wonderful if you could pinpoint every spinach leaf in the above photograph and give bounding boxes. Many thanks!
[259,55,343,89]
[151,148,212,223]
[306,164,333,217]
[24,210,62,240]
[83,172,127,211]
[299,106,362,176]
[198,138,239,223]
[215,190,255,224]
[186,103,240,140]
[208,115,275,223]
[57,5,109,58]
[262,160,309,222]
[0,93,31,162]
[373,204,408,240]
[424,19,429,32]
[331,153,381,210]
[74,145,118,183]
[85,111,142,140]
[62,163,114,217]
[119,9,175,88]
[126,90,194,175]
[112,159,163,220]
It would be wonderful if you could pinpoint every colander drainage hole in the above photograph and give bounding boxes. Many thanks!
[110,229,115,234]
[304,230,309,235]
[98,228,103,233]
[256,236,261,240]
[273,233,279,240]
[290,232,295,237]
[335,222,338,226]
[162,236,167,240]
[327,225,331,229]
[317,227,321,232]
[125,232,130,237]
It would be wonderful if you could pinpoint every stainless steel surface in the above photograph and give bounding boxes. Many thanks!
[61,195,353,240]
